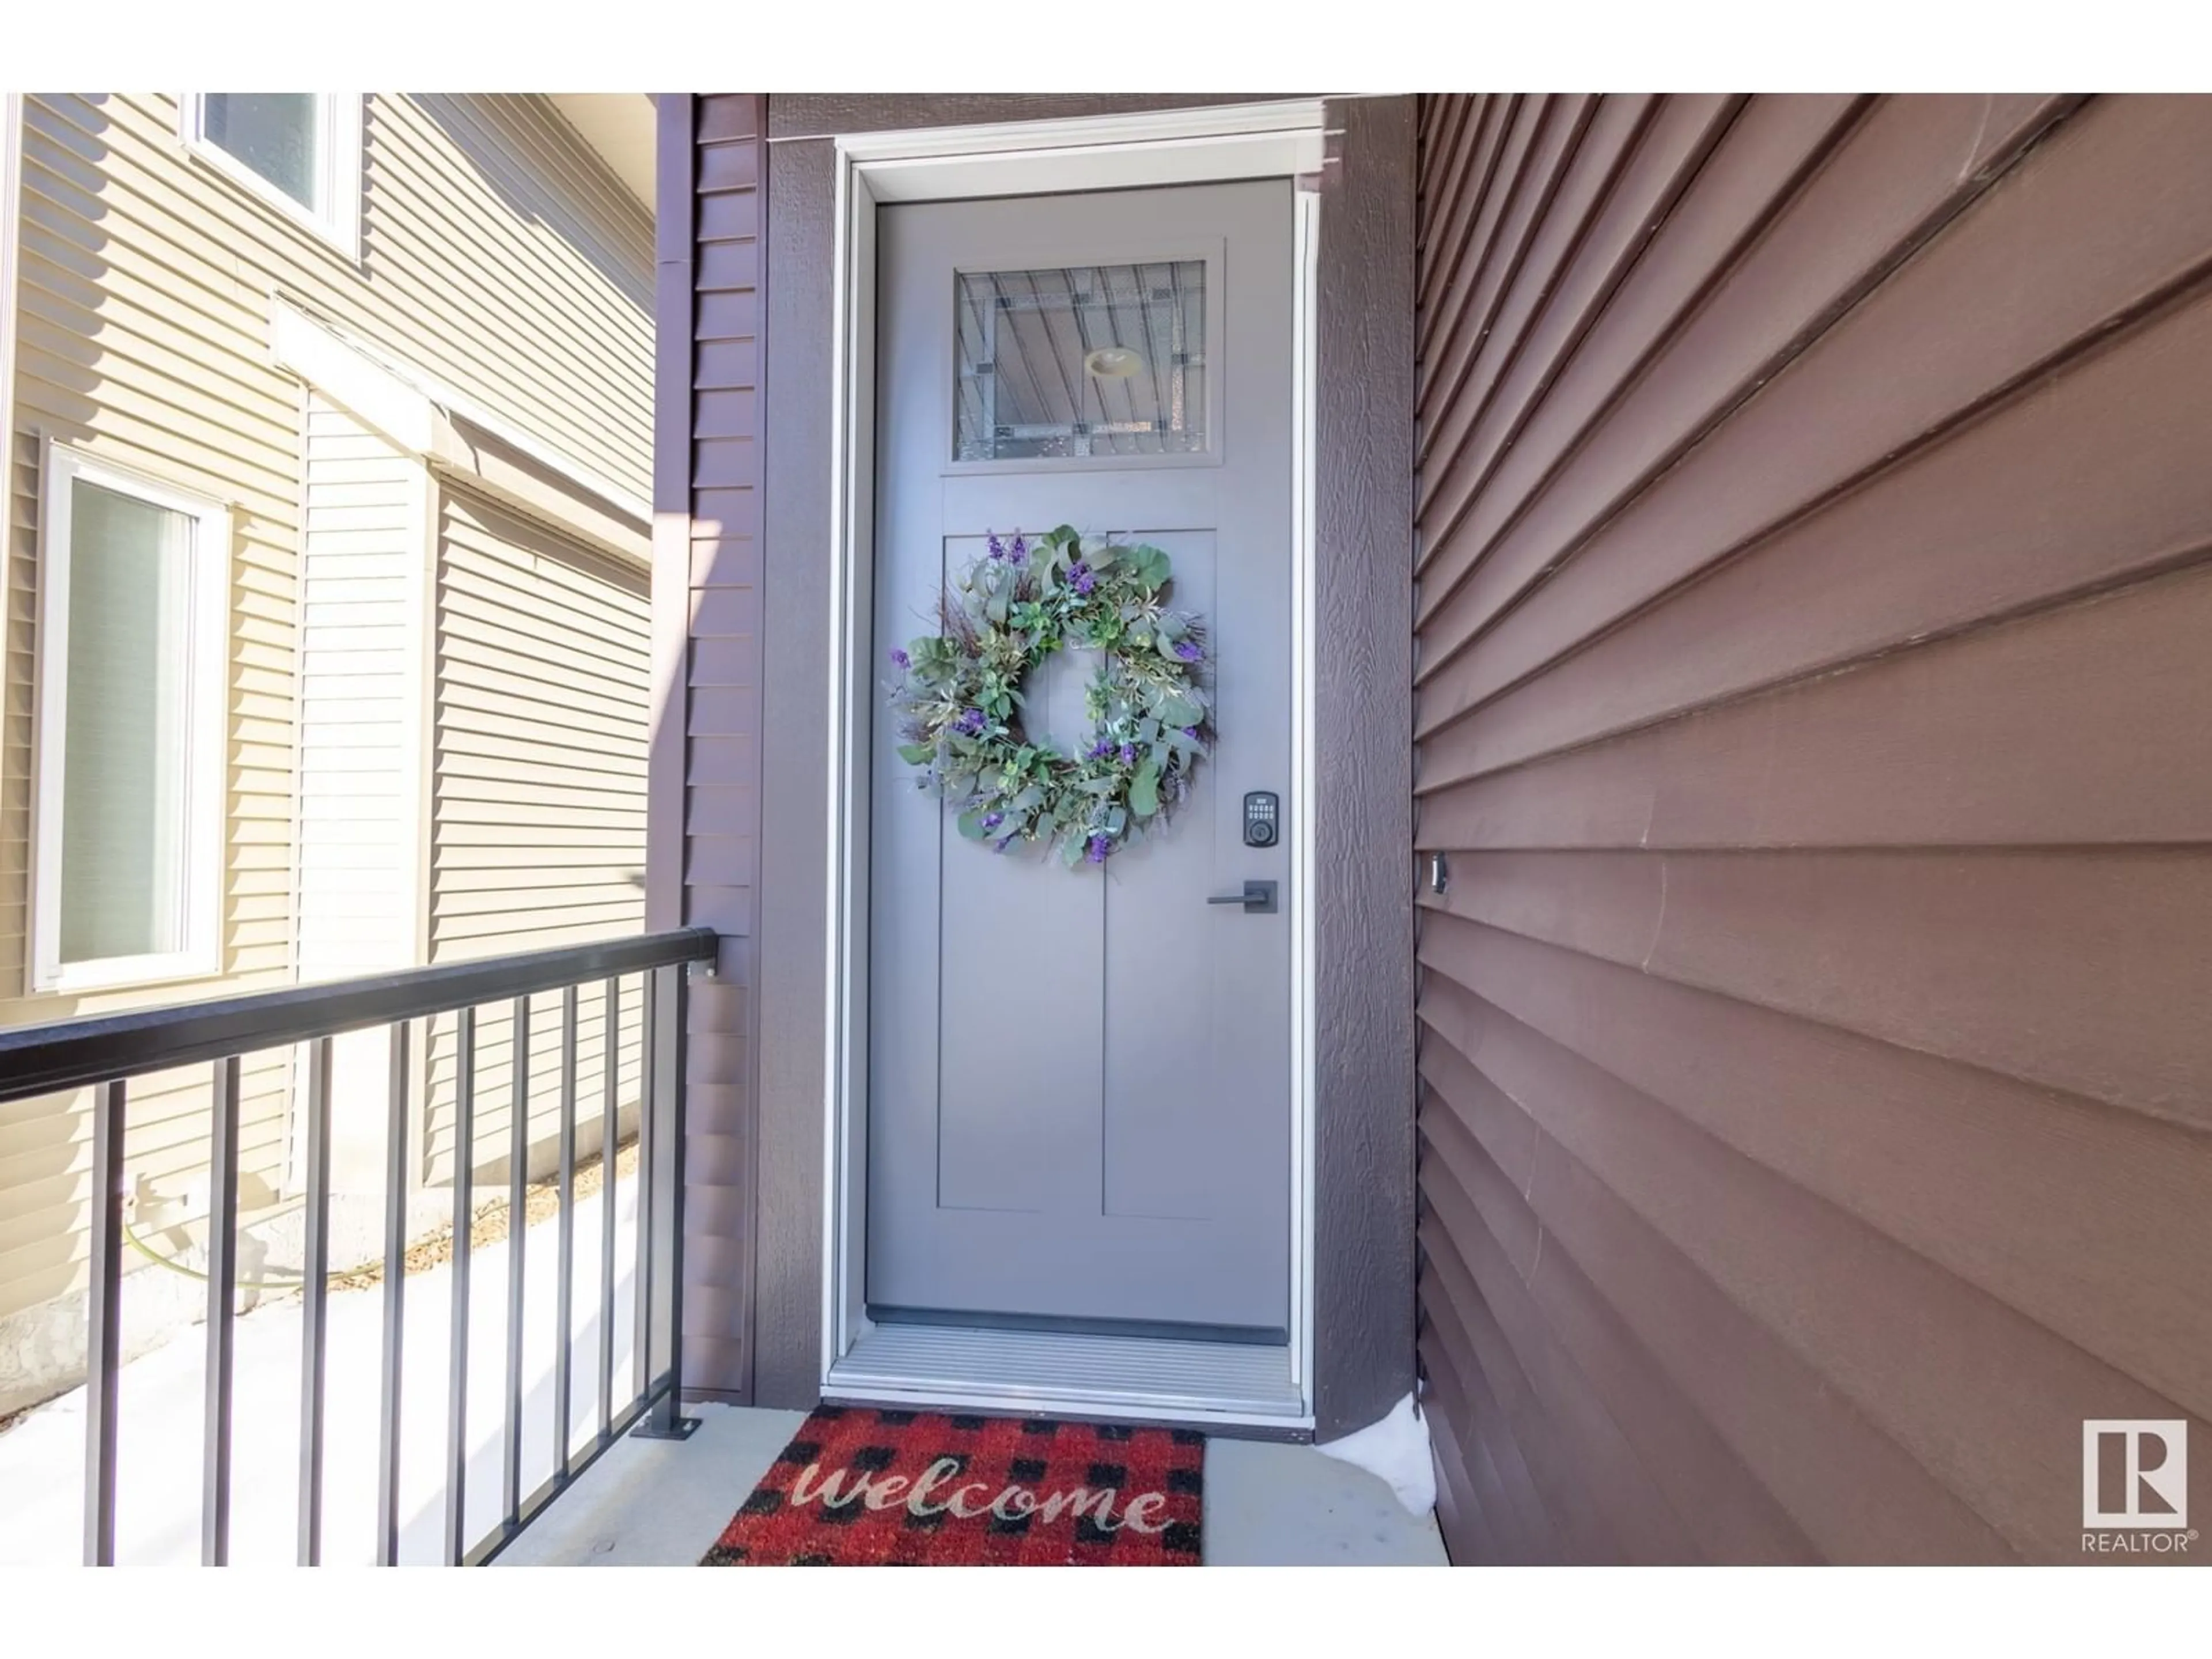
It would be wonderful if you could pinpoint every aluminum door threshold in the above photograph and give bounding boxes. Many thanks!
[825,1323,1310,1431]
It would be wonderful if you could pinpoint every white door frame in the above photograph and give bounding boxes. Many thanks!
[817,101,1327,1424]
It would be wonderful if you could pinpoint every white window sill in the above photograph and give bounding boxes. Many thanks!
[34,952,225,998]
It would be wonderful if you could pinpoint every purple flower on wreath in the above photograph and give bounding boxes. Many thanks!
[1118,743,1138,766]
[1006,531,1028,564]
[888,647,910,670]
[982,810,1004,831]
[955,707,987,737]
[1086,834,1112,864]
[994,833,1017,853]
[986,532,1005,562]
[1174,639,1203,662]
[1069,561,1096,597]
[1180,725,1198,740]
[1087,737,1113,761]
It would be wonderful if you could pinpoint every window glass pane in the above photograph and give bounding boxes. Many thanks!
[955,260,1207,462]
[59,480,194,966]
[202,93,320,210]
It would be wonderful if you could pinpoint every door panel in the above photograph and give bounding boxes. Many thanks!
[867,180,1294,1333]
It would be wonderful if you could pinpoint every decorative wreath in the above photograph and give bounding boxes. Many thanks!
[884,525,1212,868]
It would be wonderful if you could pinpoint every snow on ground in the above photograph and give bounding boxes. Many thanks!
[0,1172,644,1566]
[1313,1390,1438,1517]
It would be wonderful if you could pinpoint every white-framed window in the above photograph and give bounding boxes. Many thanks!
[31,445,230,994]
[179,93,362,257]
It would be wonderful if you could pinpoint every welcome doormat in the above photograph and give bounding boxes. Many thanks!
[699,1406,1205,1566]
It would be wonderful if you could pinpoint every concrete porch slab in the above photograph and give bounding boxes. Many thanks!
[493,1402,1447,1567]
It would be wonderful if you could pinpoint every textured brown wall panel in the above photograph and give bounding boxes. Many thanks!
[657,92,767,1400]
[1413,93,2212,1564]
[750,130,837,1409]
[1311,95,1420,1439]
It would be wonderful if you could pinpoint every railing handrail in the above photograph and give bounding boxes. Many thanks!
[0,926,718,1105]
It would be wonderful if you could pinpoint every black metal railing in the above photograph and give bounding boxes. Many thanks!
[0,926,719,1567]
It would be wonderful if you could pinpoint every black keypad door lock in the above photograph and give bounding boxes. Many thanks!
[1243,790,1280,848]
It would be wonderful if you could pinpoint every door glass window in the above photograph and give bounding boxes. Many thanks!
[954,260,1208,462]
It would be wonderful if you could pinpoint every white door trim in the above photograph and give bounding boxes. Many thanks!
[819,103,1327,1430]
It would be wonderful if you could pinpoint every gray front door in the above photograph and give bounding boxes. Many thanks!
[867,180,1295,1336]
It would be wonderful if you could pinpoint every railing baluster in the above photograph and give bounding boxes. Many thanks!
[634,969,654,1399]
[555,985,578,1480]
[502,995,529,1531]
[203,1055,241,1566]
[376,1021,411,1567]
[635,961,699,1441]
[598,975,618,1444]
[666,963,693,1430]
[83,1079,126,1567]
[445,1007,476,1567]
[297,1036,334,1565]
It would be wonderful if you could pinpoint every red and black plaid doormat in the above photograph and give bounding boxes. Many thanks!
[700,1406,1205,1566]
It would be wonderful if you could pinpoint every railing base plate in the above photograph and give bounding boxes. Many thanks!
[630,1415,703,1442]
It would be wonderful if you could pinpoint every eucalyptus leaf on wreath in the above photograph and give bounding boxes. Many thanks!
[1129,762,1161,820]
[882,527,1215,868]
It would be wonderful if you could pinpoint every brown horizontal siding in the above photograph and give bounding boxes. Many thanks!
[1412,93,2212,1563]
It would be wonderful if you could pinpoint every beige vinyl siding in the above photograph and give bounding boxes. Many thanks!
[2,95,304,1326]
[361,97,653,501]
[293,396,427,1196]
[296,393,423,983]
[423,487,648,1184]
[0,92,650,1339]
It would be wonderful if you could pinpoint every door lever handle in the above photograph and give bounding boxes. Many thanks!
[1206,880,1278,915]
